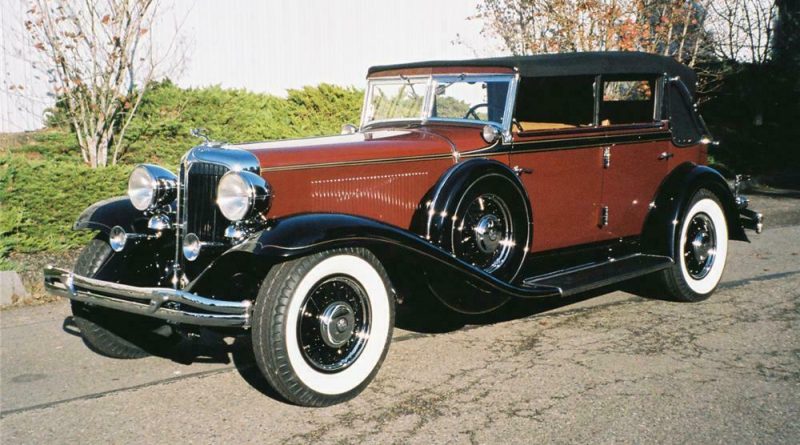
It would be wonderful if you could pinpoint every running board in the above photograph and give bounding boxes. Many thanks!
[521,254,673,297]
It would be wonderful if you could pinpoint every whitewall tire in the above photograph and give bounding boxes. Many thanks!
[252,248,394,406]
[658,189,729,301]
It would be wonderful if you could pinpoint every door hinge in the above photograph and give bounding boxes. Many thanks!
[599,206,609,227]
[602,146,611,168]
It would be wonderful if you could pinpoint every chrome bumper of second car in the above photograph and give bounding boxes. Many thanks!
[43,266,252,328]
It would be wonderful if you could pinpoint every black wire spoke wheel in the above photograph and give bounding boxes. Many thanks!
[683,212,717,280]
[297,275,371,373]
[454,193,514,272]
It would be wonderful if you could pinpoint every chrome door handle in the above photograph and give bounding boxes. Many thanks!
[658,152,674,160]
[513,165,532,175]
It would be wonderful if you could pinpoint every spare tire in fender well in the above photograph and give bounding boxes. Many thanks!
[416,158,532,276]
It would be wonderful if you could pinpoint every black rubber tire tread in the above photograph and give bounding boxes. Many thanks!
[70,236,152,359]
[656,188,726,302]
[251,247,395,407]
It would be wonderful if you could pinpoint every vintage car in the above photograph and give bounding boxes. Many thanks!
[44,52,762,406]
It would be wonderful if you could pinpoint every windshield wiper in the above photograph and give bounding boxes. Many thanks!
[399,75,420,99]
[435,73,466,95]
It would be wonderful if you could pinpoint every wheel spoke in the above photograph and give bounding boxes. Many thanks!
[683,212,717,280]
[298,276,371,372]
[455,193,514,273]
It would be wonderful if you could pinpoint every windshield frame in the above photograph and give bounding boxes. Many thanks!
[360,73,518,140]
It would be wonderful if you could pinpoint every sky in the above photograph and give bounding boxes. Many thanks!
[1,0,504,132]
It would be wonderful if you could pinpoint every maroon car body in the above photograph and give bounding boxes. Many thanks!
[44,52,762,406]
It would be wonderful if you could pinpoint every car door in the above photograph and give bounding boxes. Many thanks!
[597,135,670,240]
[509,137,605,252]
[508,75,605,253]
[596,77,670,241]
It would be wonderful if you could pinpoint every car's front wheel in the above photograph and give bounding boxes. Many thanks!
[251,248,394,406]
[657,188,729,302]
[71,236,175,359]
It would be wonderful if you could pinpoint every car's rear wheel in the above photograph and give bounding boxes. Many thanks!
[251,248,394,406]
[70,236,173,359]
[657,189,729,302]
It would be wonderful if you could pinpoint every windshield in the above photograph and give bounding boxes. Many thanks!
[362,74,514,128]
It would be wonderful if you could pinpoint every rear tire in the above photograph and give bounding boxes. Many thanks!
[71,236,170,359]
[251,248,394,406]
[656,189,729,302]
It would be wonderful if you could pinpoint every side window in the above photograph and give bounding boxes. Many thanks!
[599,77,656,125]
[514,76,595,132]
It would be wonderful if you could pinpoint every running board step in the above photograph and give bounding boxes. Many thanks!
[522,254,673,297]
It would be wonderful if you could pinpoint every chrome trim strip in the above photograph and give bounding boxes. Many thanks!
[260,152,453,172]
[259,130,670,172]
[44,266,251,328]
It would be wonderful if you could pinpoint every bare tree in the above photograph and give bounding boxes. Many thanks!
[476,0,710,66]
[25,0,176,167]
[706,0,778,63]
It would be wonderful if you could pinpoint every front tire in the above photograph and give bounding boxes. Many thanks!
[70,236,171,359]
[252,248,394,406]
[657,189,729,302]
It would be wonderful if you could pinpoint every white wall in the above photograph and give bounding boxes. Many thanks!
[1,0,502,133]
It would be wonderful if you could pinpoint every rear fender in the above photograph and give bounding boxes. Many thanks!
[641,163,748,259]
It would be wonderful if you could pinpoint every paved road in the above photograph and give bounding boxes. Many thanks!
[2,225,799,444]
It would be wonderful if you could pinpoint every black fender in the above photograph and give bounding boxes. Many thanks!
[73,196,150,235]
[186,213,560,315]
[419,158,532,278]
[641,163,748,259]
[73,196,176,287]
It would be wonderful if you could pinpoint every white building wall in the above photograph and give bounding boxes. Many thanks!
[1,0,501,133]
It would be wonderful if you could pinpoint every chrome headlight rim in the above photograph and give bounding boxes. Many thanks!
[216,170,272,222]
[127,164,177,211]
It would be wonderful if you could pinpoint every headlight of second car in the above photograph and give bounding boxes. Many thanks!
[216,171,272,222]
[127,164,177,211]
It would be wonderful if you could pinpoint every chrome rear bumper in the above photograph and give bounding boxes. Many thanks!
[43,266,252,328]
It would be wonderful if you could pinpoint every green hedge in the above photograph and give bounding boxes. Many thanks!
[1,82,364,266]
[42,80,364,167]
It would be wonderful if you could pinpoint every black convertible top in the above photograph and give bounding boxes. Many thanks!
[369,51,696,95]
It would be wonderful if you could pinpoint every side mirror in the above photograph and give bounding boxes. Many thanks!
[341,124,358,135]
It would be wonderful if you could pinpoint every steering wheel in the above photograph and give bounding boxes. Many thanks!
[464,103,489,120]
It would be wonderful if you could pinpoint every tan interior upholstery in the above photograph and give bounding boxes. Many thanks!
[518,121,577,131]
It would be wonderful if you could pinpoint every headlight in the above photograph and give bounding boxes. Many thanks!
[127,164,177,211]
[216,171,271,221]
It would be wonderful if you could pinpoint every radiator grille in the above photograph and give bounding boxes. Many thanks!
[185,162,228,243]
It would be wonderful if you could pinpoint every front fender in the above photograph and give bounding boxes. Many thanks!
[187,213,560,314]
[73,196,149,235]
[641,163,748,259]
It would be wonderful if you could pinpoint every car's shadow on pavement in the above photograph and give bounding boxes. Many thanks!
[59,279,666,404]
[62,315,288,402]
[394,280,668,334]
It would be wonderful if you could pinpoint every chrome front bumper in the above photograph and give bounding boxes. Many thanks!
[43,266,252,328]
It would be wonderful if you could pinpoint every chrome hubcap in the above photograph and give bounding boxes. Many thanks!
[684,213,717,279]
[474,214,502,254]
[456,193,513,273]
[319,302,356,348]
[298,276,370,372]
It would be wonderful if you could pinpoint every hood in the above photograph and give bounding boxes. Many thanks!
[233,125,490,171]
